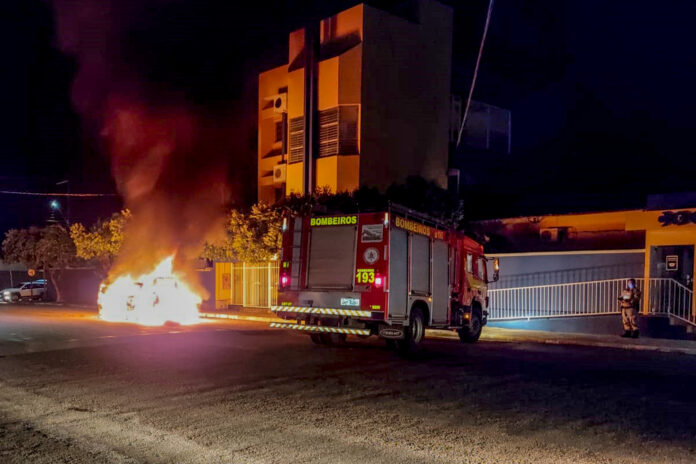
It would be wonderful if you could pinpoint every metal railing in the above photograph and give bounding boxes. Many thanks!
[645,278,694,325]
[488,278,694,326]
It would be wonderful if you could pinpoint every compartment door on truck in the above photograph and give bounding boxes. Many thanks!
[431,240,449,325]
[410,234,431,296]
[307,224,356,289]
[388,227,408,320]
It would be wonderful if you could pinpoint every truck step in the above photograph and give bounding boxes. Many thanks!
[270,306,372,318]
[269,322,370,336]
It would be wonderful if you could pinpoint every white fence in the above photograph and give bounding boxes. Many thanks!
[488,278,694,325]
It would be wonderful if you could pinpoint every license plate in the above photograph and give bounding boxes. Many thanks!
[340,297,360,307]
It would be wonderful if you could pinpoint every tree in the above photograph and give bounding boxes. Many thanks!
[70,210,130,276]
[202,202,283,262]
[2,225,76,302]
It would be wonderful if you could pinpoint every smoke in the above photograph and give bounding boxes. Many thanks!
[51,0,237,291]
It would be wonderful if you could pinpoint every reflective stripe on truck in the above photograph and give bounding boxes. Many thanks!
[270,306,372,318]
[270,322,370,336]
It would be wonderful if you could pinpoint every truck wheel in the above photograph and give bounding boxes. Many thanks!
[397,307,425,353]
[458,312,482,343]
[310,334,324,345]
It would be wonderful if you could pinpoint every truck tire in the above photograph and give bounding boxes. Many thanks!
[310,334,324,345]
[458,311,482,343]
[397,307,425,353]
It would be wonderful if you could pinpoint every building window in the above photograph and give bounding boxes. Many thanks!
[288,117,304,164]
[318,105,359,157]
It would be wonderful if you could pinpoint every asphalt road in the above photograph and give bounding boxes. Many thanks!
[0,304,695,464]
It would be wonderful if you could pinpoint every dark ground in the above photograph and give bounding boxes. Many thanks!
[0,304,694,463]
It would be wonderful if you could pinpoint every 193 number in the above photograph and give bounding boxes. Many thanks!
[356,269,375,283]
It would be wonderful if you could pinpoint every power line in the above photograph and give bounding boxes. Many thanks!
[456,0,495,148]
[0,190,119,197]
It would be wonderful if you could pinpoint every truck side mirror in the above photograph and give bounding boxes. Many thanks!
[488,258,500,283]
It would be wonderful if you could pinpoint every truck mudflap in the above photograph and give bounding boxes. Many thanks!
[378,325,405,339]
[270,322,371,336]
[270,306,373,318]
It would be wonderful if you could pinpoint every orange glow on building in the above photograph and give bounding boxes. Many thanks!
[258,1,453,203]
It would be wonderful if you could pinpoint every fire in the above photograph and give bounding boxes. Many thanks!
[98,256,201,326]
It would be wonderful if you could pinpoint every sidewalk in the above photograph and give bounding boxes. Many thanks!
[201,307,696,356]
[438,327,696,356]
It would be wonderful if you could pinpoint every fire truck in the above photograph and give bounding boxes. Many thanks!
[271,205,499,352]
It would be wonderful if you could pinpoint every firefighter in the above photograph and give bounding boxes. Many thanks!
[618,278,641,338]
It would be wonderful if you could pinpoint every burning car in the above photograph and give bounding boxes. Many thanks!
[98,256,201,326]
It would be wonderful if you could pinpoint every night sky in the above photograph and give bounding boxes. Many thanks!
[1,0,695,232]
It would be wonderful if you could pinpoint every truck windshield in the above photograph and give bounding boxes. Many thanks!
[307,225,356,289]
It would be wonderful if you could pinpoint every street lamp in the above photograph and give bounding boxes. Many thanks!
[48,199,68,227]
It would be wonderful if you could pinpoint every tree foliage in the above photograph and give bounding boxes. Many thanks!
[70,210,131,276]
[2,225,76,302]
[202,202,283,262]
[203,176,463,264]
[280,177,463,225]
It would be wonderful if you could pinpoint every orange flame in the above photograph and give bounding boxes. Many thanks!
[98,256,201,326]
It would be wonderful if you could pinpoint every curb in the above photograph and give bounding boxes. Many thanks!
[426,329,696,356]
[202,313,696,356]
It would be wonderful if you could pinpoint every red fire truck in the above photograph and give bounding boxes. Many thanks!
[271,205,499,352]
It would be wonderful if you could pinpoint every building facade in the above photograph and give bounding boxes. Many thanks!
[258,0,453,203]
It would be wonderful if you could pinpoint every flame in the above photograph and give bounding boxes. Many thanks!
[98,256,201,326]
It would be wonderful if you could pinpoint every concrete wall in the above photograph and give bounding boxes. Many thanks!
[489,251,645,289]
[488,314,622,336]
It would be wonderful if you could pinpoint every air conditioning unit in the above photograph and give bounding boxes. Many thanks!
[271,93,287,114]
[273,164,287,184]
[539,228,559,242]
[540,227,569,242]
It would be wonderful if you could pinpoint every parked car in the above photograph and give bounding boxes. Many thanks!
[2,280,48,302]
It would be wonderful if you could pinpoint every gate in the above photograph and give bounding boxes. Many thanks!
[228,262,279,308]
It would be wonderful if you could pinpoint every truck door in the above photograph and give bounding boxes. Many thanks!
[388,227,408,321]
[431,240,449,325]
[410,234,430,296]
